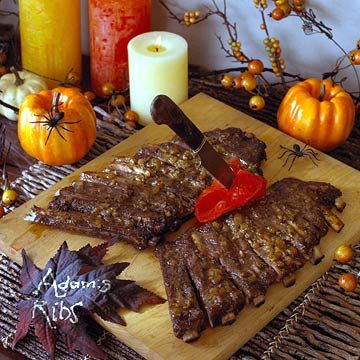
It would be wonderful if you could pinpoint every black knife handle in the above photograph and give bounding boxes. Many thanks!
[150,94,205,151]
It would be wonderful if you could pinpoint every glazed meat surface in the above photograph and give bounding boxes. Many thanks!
[155,241,205,342]
[178,230,245,328]
[29,127,267,249]
[157,178,344,341]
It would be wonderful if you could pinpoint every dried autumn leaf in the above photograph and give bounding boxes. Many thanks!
[12,242,165,359]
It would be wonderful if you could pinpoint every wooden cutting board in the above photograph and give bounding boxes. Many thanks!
[0,93,359,360]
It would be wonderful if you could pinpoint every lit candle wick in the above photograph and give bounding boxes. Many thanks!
[155,35,162,53]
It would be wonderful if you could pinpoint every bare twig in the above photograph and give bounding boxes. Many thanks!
[160,0,359,103]
[295,8,360,102]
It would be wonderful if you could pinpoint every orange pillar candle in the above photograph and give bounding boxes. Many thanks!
[88,0,151,96]
[19,0,82,88]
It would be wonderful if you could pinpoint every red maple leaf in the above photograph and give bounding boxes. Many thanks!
[12,242,165,359]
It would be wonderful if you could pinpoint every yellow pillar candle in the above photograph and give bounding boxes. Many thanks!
[128,31,188,125]
[19,0,82,88]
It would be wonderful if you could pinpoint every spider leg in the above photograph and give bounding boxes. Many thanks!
[54,126,67,142]
[306,148,320,160]
[44,127,54,146]
[57,125,74,133]
[278,149,292,159]
[280,145,292,151]
[60,120,81,125]
[33,114,50,122]
[29,121,51,124]
[304,154,319,167]
[300,143,308,152]
[282,153,294,168]
[288,154,298,170]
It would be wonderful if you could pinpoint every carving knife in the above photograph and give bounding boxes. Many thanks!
[150,94,235,189]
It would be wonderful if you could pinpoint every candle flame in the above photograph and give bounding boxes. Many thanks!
[155,36,162,52]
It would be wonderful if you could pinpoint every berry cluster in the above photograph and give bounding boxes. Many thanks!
[0,188,18,219]
[349,50,360,65]
[64,70,81,86]
[270,0,304,20]
[334,244,358,292]
[183,11,200,26]
[85,83,140,129]
[263,37,285,76]
[221,71,258,92]
[227,39,245,62]
[291,0,305,13]
[270,0,291,21]
[348,40,360,65]
[253,0,268,9]
[220,59,266,111]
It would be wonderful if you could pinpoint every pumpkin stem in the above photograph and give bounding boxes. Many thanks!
[48,92,65,128]
[319,83,326,101]
[52,92,61,113]
[10,67,24,86]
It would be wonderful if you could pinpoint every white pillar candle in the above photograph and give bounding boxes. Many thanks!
[128,31,188,125]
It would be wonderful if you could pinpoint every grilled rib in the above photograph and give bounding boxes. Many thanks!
[160,178,344,341]
[173,127,266,175]
[30,127,267,249]
[198,222,276,306]
[31,206,153,247]
[178,230,245,327]
[227,178,342,281]
[155,241,205,342]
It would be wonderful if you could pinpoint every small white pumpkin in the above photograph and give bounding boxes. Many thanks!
[0,68,47,121]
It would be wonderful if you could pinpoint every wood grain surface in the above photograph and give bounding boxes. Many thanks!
[0,93,359,360]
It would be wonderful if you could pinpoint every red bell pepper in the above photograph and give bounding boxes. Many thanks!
[195,159,267,222]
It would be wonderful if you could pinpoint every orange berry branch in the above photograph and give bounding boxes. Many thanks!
[160,0,360,109]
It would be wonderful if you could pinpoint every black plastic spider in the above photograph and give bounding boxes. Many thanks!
[30,92,80,145]
[278,143,320,170]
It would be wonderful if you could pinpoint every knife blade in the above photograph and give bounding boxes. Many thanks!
[150,94,235,189]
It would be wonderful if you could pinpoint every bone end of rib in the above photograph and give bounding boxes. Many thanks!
[253,295,266,307]
[182,330,200,343]
[310,245,324,265]
[24,212,36,222]
[335,198,346,212]
[321,207,344,232]
[283,274,296,287]
[221,312,236,326]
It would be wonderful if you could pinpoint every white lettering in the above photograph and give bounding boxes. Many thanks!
[69,301,83,324]
[99,280,112,293]
[59,301,72,321]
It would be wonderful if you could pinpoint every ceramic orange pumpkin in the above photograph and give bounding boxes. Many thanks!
[18,87,96,166]
[277,79,355,152]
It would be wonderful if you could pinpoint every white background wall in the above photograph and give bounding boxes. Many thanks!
[1,0,359,91]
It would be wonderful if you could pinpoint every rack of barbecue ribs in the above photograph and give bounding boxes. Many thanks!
[28,128,267,249]
[25,126,346,343]
[156,178,345,342]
